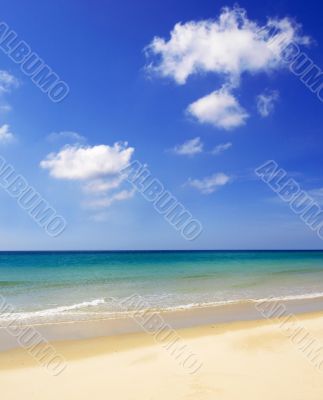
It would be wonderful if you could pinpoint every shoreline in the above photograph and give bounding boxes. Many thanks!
[2,308,323,362]
[0,310,323,399]
[0,297,323,354]
[1,295,323,351]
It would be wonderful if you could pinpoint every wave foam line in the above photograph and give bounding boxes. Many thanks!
[2,292,323,322]
[0,298,106,321]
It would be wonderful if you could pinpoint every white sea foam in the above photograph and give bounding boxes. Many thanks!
[1,292,323,324]
[142,292,323,312]
[253,292,323,303]
[0,298,106,321]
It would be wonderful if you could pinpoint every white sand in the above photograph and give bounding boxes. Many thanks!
[0,312,323,399]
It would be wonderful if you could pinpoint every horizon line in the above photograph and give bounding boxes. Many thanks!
[0,249,322,252]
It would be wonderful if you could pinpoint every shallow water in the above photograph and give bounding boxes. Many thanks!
[0,250,323,325]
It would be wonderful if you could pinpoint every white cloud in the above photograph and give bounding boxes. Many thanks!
[0,124,15,143]
[0,70,19,114]
[256,90,279,117]
[146,7,308,85]
[172,137,203,155]
[82,177,124,194]
[85,189,135,208]
[187,88,248,129]
[187,173,231,194]
[41,142,136,210]
[0,70,19,93]
[212,142,232,155]
[40,142,134,180]
[146,6,308,129]
[47,131,86,144]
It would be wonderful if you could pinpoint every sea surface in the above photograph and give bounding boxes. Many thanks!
[0,250,323,326]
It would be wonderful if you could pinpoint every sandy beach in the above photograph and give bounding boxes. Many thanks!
[0,311,323,400]
[1,0,322,396]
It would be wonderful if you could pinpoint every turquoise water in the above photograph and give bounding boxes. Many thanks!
[0,251,323,325]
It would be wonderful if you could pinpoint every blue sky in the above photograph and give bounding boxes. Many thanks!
[0,0,323,250]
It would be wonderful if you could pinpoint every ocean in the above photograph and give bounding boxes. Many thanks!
[0,250,323,326]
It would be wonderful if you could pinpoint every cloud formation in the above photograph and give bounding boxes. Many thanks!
[146,6,309,129]
[187,88,248,129]
[0,70,19,93]
[41,142,135,210]
[85,189,136,208]
[82,177,125,194]
[0,70,19,115]
[146,7,308,84]
[0,124,15,143]
[212,142,232,155]
[187,173,231,194]
[172,137,203,155]
[256,90,279,117]
[40,143,134,180]
[47,131,86,144]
